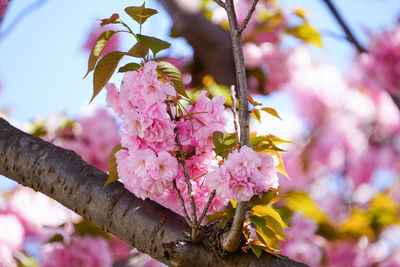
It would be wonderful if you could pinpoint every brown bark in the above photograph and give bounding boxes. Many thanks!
[0,118,307,266]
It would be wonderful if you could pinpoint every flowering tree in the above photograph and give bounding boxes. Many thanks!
[1,0,400,266]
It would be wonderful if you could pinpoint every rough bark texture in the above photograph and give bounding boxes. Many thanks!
[0,119,307,266]
[157,0,236,87]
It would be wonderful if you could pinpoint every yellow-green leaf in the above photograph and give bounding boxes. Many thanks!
[104,144,127,188]
[137,34,170,57]
[250,136,284,152]
[84,30,117,78]
[251,206,288,228]
[118,62,141,73]
[255,225,282,251]
[127,41,149,58]
[206,208,235,224]
[284,191,328,223]
[261,107,282,120]
[264,134,292,145]
[157,61,187,98]
[265,215,290,241]
[211,131,238,159]
[286,23,323,47]
[248,190,279,207]
[250,109,261,123]
[91,51,125,103]
[125,4,157,25]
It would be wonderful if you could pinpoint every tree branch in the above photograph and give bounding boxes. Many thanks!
[157,0,236,86]
[220,0,250,253]
[0,118,307,267]
[321,0,366,53]
[239,0,259,34]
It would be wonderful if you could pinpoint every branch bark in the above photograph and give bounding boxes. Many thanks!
[321,0,366,53]
[0,118,307,266]
[157,0,236,86]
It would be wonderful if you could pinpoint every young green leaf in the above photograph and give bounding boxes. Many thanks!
[127,41,149,58]
[212,131,238,159]
[249,136,284,152]
[125,4,158,25]
[84,30,117,78]
[100,13,120,27]
[251,206,288,228]
[118,62,142,73]
[104,144,127,188]
[91,51,125,103]
[137,34,170,57]
[157,61,187,98]
[261,107,282,120]
[250,244,262,259]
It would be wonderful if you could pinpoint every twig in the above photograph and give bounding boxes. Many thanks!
[220,0,250,253]
[238,0,259,34]
[167,102,198,240]
[212,0,226,8]
[173,181,193,226]
[230,85,239,140]
[321,0,366,53]
[198,190,216,225]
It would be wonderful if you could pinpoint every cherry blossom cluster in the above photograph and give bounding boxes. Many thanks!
[106,61,279,218]
[206,146,279,202]
[44,109,120,172]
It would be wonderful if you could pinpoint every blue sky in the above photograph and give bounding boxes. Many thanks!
[0,0,399,123]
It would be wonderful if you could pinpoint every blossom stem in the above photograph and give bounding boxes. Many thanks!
[173,180,193,227]
[167,102,198,241]
[198,190,216,225]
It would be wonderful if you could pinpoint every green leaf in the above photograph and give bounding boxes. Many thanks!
[261,107,282,120]
[250,215,267,228]
[104,144,127,188]
[125,3,158,25]
[249,136,284,152]
[91,51,125,103]
[156,61,187,97]
[286,23,323,47]
[74,220,110,239]
[137,34,170,57]
[212,131,238,159]
[250,244,262,259]
[250,109,261,123]
[84,30,117,78]
[127,41,149,58]
[118,62,141,73]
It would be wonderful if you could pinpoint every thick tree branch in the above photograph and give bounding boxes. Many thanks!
[0,118,307,266]
[157,0,236,86]
[321,0,366,53]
